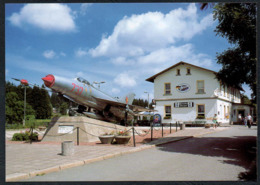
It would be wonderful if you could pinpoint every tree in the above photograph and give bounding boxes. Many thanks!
[212,3,256,102]
[133,98,147,107]
[27,85,52,119]
[241,94,252,105]
[60,102,69,115]
[6,92,35,124]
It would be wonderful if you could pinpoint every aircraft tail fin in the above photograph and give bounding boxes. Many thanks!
[120,93,135,105]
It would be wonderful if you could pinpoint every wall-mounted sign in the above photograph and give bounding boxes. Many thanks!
[174,102,194,108]
[176,83,190,93]
[58,125,74,134]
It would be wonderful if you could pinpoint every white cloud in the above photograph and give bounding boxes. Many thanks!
[76,71,84,77]
[111,57,135,65]
[43,50,56,59]
[89,3,213,58]
[75,48,88,57]
[111,88,120,94]
[138,44,212,67]
[8,4,76,32]
[80,3,92,15]
[87,3,215,90]
[60,52,66,57]
[114,72,137,88]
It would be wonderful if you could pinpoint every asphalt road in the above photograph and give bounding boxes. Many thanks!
[24,125,257,181]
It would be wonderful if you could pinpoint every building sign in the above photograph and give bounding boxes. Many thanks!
[174,102,194,108]
[58,125,74,134]
[153,114,161,123]
[176,83,190,93]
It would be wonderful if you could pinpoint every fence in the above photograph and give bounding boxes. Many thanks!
[32,121,185,147]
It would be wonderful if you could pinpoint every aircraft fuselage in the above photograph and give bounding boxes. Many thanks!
[42,74,133,123]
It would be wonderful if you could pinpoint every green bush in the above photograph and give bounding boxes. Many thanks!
[12,132,38,141]
[30,132,39,141]
[12,133,25,141]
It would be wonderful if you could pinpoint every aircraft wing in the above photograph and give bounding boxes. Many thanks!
[12,77,53,92]
[93,97,132,108]
[93,97,156,113]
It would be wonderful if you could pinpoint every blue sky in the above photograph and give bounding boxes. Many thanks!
[5,3,252,101]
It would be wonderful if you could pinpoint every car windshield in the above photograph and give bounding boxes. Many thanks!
[77,77,90,85]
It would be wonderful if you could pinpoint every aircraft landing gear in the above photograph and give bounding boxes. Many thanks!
[69,108,76,116]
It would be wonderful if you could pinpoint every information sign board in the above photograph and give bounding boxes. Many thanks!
[58,125,74,134]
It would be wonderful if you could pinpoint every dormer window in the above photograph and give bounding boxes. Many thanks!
[176,69,180,76]
[186,68,191,75]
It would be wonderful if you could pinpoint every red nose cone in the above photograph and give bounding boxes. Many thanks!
[42,74,55,87]
[21,79,29,86]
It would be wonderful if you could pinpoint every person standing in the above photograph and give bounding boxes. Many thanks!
[212,114,218,129]
[243,116,247,127]
[238,114,242,124]
[247,113,252,128]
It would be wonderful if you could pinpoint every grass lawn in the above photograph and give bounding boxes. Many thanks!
[6,118,52,130]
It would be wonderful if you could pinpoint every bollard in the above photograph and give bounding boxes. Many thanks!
[170,122,172,134]
[180,123,186,130]
[62,141,74,156]
[132,127,136,147]
[162,124,164,137]
[176,121,177,132]
[30,126,33,144]
[151,124,153,141]
[77,127,79,146]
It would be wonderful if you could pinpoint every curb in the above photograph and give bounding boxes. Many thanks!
[6,128,228,182]
[154,136,194,146]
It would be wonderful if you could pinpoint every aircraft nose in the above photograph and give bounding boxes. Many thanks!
[42,74,55,87]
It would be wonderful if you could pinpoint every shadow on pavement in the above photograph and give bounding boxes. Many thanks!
[156,135,257,181]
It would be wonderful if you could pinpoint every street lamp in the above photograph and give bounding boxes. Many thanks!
[93,81,105,89]
[23,85,27,126]
[12,78,28,126]
[144,91,149,109]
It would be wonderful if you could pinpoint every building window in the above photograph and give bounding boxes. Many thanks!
[164,83,171,95]
[197,104,205,118]
[164,105,171,119]
[176,69,180,76]
[186,68,191,75]
[196,80,205,94]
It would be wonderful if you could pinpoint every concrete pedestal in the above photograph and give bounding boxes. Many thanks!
[42,116,127,143]
[62,141,74,156]
[180,124,185,130]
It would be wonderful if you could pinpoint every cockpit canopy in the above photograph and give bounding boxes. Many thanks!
[77,77,90,85]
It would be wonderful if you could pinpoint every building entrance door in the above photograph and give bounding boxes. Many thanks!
[238,110,245,118]
[237,110,245,124]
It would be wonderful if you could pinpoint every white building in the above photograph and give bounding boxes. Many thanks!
[146,61,243,124]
